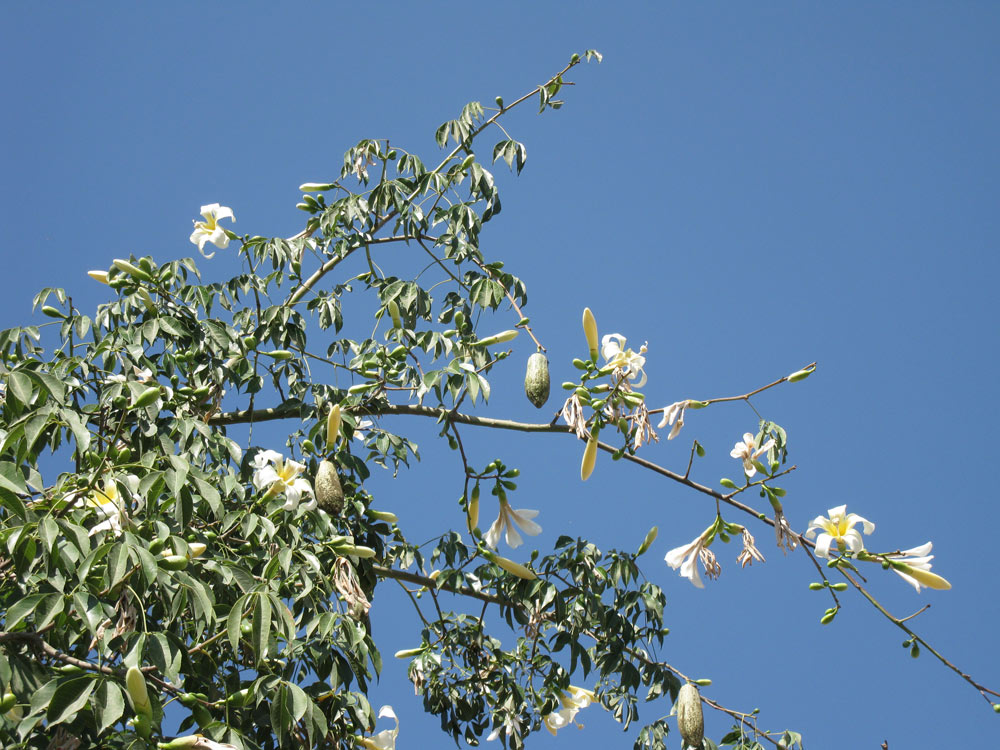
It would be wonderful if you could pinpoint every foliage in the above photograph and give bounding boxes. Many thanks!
[0,50,993,750]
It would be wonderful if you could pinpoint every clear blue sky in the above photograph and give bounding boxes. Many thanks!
[3,3,999,748]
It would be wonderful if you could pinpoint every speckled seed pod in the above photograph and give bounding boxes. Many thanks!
[676,683,704,749]
[524,352,551,408]
[315,460,345,515]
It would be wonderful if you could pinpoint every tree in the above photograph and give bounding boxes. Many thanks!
[0,50,994,750]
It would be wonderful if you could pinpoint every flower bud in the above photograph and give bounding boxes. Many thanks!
[787,365,815,382]
[719,478,737,489]
[582,308,598,361]
[483,550,537,580]
[187,543,207,559]
[125,665,152,717]
[365,509,398,524]
[88,270,110,284]
[394,647,424,659]
[580,435,598,481]
[467,485,480,531]
[326,404,342,448]
[299,182,337,192]
[261,350,294,360]
[676,683,704,750]
[476,329,519,347]
[113,259,153,282]
[157,736,201,749]
[636,526,658,556]
[387,300,402,329]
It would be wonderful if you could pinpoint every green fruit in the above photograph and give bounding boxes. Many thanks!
[524,352,550,408]
[41,305,65,319]
[676,683,704,750]
[315,460,344,515]
[131,386,161,409]
[178,693,199,708]
[158,554,189,571]
[0,692,15,713]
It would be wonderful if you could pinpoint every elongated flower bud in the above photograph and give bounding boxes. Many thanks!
[88,270,110,284]
[467,485,480,531]
[113,259,153,282]
[895,563,952,590]
[582,308,598,361]
[636,526,658,556]
[580,435,598,481]
[126,666,152,717]
[486,551,537,580]
[476,329,519,347]
[156,736,201,749]
[676,683,704,749]
[387,300,402,329]
[299,182,337,192]
[326,404,342,448]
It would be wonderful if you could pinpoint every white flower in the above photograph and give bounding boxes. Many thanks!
[252,450,316,512]
[729,432,775,478]
[657,401,687,440]
[601,334,648,387]
[544,686,597,735]
[885,542,951,592]
[353,418,374,441]
[85,475,142,537]
[665,534,708,589]
[189,203,235,258]
[805,504,875,558]
[359,706,398,750]
[484,501,541,550]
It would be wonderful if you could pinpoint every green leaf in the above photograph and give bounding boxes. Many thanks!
[5,593,46,631]
[0,461,28,494]
[47,675,96,726]
[94,679,125,735]
[227,593,249,652]
[8,371,34,404]
[253,593,272,661]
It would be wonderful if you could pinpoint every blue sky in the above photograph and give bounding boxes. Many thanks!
[3,3,999,748]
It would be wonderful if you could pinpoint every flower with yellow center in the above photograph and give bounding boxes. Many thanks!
[805,504,874,558]
[189,203,235,258]
[601,333,648,387]
[86,474,142,537]
[252,450,316,512]
[544,686,598,735]
[358,706,398,750]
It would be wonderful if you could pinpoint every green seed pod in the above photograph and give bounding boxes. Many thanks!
[41,305,65,319]
[131,386,161,409]
[315,460,345,515]
[148,539,165,556]
[133,712,151,739]
[177,693,199,708]
[820,611,836,625]
[808,582,825,590]
[0,692,15,713]
[158,555,189,571]
[719,478,737,489]
[524,352,550,408]
[261,350,294,360]
[676,683,705,750]
[192,704,213,728]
